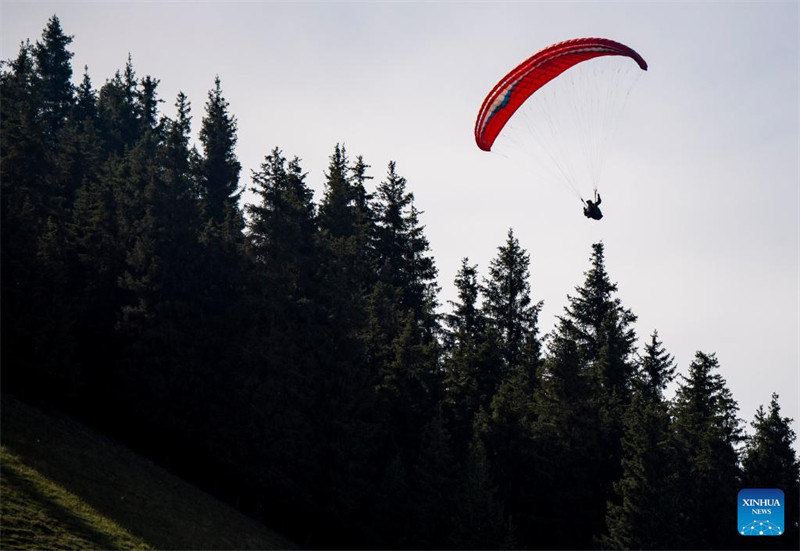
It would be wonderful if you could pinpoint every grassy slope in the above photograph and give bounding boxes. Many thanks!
[1,446,153,550]
[1,395,298,550]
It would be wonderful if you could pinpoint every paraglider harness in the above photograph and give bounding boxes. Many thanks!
[582,191,603,220]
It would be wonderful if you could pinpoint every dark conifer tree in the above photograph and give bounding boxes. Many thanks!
[593,306,638,522]
[58,66,115,411]
[444,259,484,352]
[30,15,77,217]
[24,15,78,219]
[189,79,245,424]
[194,76,244,342]
[316,144,376,334]
[1,43,45,384]
[199,76,241,226]
[442,259,501,454]
[32,15,74,135]
[318,144,365,238]
[57,69,102,209]
[31,14,82,223]
[116,90,207,436]
[314,145,381,543]
[637,329,677,402]
[475,231,542,545]
[741,394,800,547]
[349,155,375,241]
[96,56,141,155]
[368,161,440,467]
[1,33,78,400]
[672,351,743,549]
[559,243,636,370]
[531,242,637,548]
[154,92,204,359]
[247,148,317,302]
[482,227,542,379]
[244,148,323,531]
[122,55,140,138]
[136,75,162,135]
[74,66,97,123]
[163,93,196,191]
[66,61,132,405]
[33,22,97,387]
[603,331,681,549]
[373,161,439,335]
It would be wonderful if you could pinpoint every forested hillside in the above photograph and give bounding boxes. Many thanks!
[2,16,798,549]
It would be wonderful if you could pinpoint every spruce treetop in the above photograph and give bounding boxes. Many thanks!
[199,76,241,223]
[349,155,373,214]
[483,228,541,370]
[674,351,743,444]
[319,143,357,238]
[165,93,192,162]
[74,66,97,122]
[373,161,438,326]
[637,330,676,403]
[557,241,636,364]
[137,75,162,133]
[446,258,483,342]
[123,54,137,113]
[743,393,799,488]
[33,15,74,129]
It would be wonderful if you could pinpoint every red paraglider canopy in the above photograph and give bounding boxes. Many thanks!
[475,38,648,152]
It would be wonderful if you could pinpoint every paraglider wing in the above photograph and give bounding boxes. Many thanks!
[474,38,648,152]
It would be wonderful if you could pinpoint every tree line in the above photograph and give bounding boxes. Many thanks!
[2,16,798,549]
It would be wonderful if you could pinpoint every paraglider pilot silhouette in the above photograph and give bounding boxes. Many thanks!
[582,191,603,220]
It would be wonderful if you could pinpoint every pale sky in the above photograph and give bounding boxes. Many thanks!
[3,1,798,438]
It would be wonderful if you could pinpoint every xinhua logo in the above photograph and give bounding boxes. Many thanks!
[738,489,784,536]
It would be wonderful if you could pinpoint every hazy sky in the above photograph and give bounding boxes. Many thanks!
[3,1,798,437]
